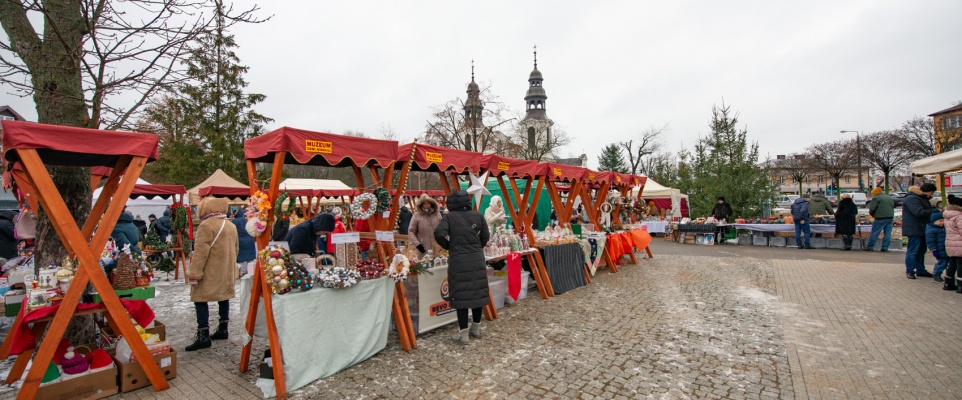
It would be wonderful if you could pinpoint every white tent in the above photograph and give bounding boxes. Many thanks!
[92,178,177,220]
[911,148,962,175]
[630,178,689,218]
[278,178,354,208]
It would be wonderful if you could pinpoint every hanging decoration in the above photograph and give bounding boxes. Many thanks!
[260,245,293,294]
[372,187,392,213]
[599,202,613,231]
[246,190,271,237]
[351,192,378,220]
[274,191,296,220]
[466,171,491,208]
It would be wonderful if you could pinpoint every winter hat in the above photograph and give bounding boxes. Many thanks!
[949,195,962,207]
[61,347,89,376]
[148,214,157,219]
[311,213,336,233]
[920,183,938,193]
[52,338,70,365]
[931,211,945,224]
[871,187,883,196]
[717,196,726,201]
[85,349,114,371]
[41,361,60,384]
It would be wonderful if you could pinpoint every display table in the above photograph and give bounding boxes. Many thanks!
[639,221,668,234]
[730,223,873,234]
[605,232,636,265]
[540,243,586,294]
[239,276,394,393]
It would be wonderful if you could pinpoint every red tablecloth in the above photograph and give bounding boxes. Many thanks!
[9,299,154,355]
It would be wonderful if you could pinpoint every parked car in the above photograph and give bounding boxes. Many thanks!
[890,192,907,207]
[931,191,943,209]
[826,195,838,208]
[776,195,799,209]
[850,193,867,207]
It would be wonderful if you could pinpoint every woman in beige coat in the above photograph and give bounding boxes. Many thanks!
[186,198,239,351]
[408,194,441,257]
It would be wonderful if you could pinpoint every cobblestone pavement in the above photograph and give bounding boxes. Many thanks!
[1,240,960,399]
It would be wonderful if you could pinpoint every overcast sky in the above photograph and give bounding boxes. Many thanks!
[4,1,961,170]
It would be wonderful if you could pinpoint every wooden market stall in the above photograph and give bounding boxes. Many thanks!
[124,184,190,280]
[393,142,501,328]
[240,126,415,398]
[479,154,555,298]
[0,120,169,399]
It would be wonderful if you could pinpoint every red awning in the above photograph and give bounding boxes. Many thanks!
[312,189,358,198]
[536,162,587,182]
[583,170,613,185]
[625,174,646,187]
[129,184,187,200]
[398,143,482,174]
[91,166,113,177]
[480,154,539,178]
[1,121,159,167]
[245,126,398,168]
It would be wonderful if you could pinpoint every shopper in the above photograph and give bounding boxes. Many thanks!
[284,213,335,260]
[434,190,490,345]
[111,212,142,255]
[484,195,508,234]
[711,197,733,222]
[132,215,148,242]
[902,184,936,279]
[0,210,16,259]
[834,194,858,251]
[397,205,413,234]
[808,194,834,216]
[409,194,442,257]
[232,208,256,276]
[155,210,172,240]
[926,210,948,283]
[865,187,895,252]
[941,195,962,291]
[791,194,812,249]
[186,198,239,351]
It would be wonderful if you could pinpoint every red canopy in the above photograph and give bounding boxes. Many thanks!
[398,143,482,174]
[480,154,539,178]
[312,189,358,198]
[245,126,398,168]
[1,120,159,167]
[129,184,186,200]
[624,174,646,187]
[536,162,586,182]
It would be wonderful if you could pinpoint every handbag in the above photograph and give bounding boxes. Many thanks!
[14,209,36,240]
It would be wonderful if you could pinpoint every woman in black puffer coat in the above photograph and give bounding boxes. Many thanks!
[834,194,859,250]
[435,190,490,344]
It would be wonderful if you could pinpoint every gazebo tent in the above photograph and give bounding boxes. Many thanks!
[910,147,962,175]
[188,168,248,205]
[92,178,177,219]
[631,178,689,218]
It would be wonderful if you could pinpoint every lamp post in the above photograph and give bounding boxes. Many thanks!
[841,130,863,193]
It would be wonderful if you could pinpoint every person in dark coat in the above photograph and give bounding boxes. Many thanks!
[271,218,290,242]
[284,213,335,258]
[111,212,142,254]
[397,206,413,234]
[791,194,812,249]
[0,210,18,259]
[132,215,148,242]
[151,210,172,240]
[434,190,490,345]
[232,208,257,275]
[834,194,858,250]
[711,197,733,222]
[926,210,948,282]
[902,184,936,279]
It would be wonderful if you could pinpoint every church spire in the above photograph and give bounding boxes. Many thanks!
[524,46,547,120]
[464,60,483,133]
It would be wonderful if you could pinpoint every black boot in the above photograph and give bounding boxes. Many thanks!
[211,320,229,340]
[944,277,958,291]
[186,328,212,351]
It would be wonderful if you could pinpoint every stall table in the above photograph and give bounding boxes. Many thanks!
[639,221,668,234]
[730,223,873,234]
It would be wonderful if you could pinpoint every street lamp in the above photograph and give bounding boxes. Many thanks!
[841,130,863,193]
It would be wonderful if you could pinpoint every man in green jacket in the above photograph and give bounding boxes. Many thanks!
[865,187,895,251]
[808,194,835,216]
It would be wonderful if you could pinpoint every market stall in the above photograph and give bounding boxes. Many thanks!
[241,126,414,398]
[0,120,168,399]
[125,184,190,280]
[394,142,500,331]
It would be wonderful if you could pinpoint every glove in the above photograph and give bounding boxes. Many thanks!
[416,244,426,254]
[933,251,942,259]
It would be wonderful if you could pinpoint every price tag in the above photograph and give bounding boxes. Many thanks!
[330,232,360,244]
[375,231,395,242]
[383,211,391,218]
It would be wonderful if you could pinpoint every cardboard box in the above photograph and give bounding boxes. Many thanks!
[101,320,166,342]
[684,234,695,244]
[92,286,155,303]
[112,349,177,392]
[36,364,119,400]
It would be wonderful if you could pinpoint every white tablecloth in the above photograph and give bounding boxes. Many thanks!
[730,223,872,234]
[240,276,395,394]
[640,221,669,233]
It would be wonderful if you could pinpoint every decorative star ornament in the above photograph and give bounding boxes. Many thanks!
[467,171,490,208]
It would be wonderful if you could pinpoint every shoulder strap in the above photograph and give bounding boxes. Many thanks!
[211,219,227,247]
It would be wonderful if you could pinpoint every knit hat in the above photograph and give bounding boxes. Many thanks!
[85,349,114,371]
[931,211,944,224]
[61,347,89,376]
[871,187,882,196]
[920,183,938,193]
[949,195,962,207]
[41,361,60,384]
[311,213,336,233]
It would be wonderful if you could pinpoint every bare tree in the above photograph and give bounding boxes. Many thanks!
[423,81,517,155]
[620,125,666,175]
[861,130,916,192]
[901,116,938,158]
[0,0,266,268]
[772,154,812,194]
[806,140,857,192]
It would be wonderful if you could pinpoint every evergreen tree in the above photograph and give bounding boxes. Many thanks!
[179,3,272,182]
[598,143,628,173]
[676,103,776,218]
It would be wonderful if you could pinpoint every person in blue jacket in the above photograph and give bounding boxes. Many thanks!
[791,194,812,249]
[111,212,142,254]
[926,210,948,283]
[232,208,257,276]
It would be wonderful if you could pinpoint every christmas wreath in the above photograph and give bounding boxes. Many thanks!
[274,191,296,220]
[351,192,378,220]
[315,266,361,289]
[171,204,191,234]
[372,187,392,213]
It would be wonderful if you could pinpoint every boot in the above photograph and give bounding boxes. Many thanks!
[469,321,482,338]
[451,328,469,345]
[211,320,229,341]
[943,277,958,291]
[186,328,211,351]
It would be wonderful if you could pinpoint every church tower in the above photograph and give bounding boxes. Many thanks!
[521,47,554,155]
[463,61,484,151]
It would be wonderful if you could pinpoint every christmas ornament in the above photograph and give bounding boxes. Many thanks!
[350,192,378,220]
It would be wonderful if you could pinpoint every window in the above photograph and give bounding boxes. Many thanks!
[0,116,13,121]
[845,176,851,184]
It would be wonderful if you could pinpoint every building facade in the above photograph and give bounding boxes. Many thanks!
[930,103,962,153]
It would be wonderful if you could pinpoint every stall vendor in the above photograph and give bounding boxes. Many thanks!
[284,213,335,260]
[409,194,442,257]
[484,196,508,234]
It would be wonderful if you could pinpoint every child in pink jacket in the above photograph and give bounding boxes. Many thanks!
[941,195,962,291]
